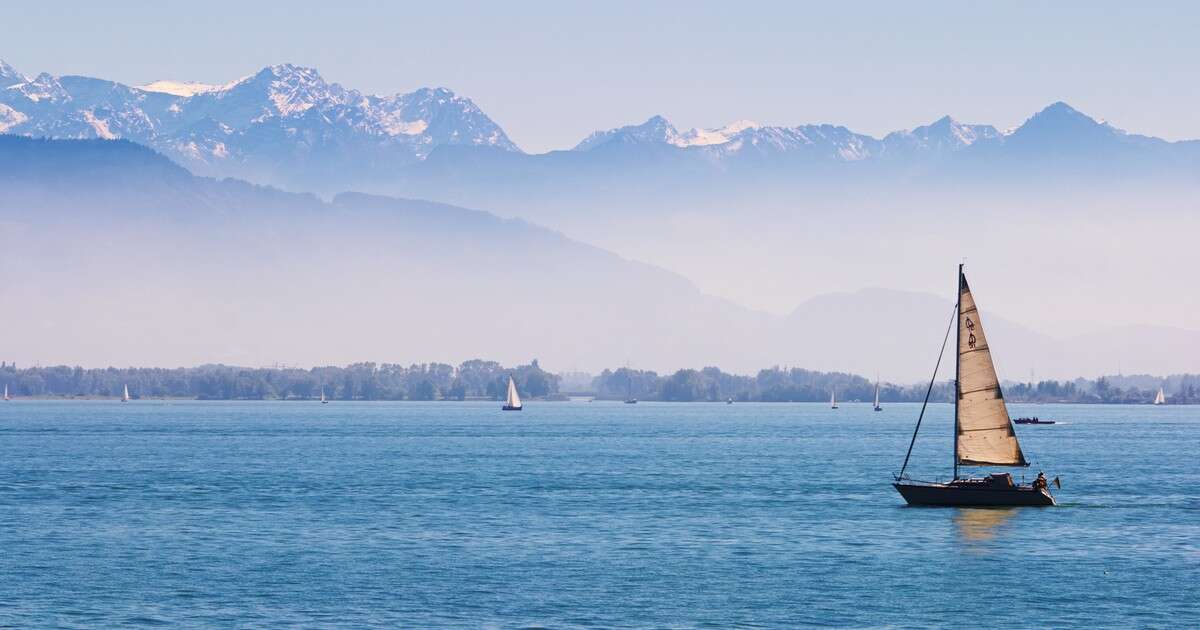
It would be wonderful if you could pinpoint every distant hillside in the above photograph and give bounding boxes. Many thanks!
[2,137,1195,379]
[0,136,771,372]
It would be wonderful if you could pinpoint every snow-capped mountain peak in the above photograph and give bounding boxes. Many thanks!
[0,59,26,88]
[881,115,1000,155]
[573,115,681,150]
[10,72,70,103]
[673,119,761,147]
[137,80,222,97]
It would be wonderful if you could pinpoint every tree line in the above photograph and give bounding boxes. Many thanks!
[1,360,1195,403]
[591,367,949,403]
[0,360,559,401]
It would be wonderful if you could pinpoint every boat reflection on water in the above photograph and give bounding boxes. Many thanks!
[953,507,1017,544]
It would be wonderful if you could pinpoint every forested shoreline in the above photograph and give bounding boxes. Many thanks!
[1,361,1197,404]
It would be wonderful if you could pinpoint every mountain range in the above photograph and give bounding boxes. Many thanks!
[0,60,516,191]
[2,134,1195,380]
[4,59,1199,201]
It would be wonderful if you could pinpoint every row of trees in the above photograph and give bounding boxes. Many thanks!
[592,368,1200,404]
[1006,376,1200,404]
[0,360,559,401]
[591,367,951,403]
[1,360,1195,403]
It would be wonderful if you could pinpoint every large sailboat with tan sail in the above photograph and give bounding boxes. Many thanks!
[893,264,1058,507]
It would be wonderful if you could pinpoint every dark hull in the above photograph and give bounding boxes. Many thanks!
[1014,420,1054,424]
[502,405,522,411]
[894,481,1055,507]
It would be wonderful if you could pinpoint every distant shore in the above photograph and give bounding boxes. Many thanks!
[2,396,1193,405]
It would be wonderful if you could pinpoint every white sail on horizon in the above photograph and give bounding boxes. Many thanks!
[830,389,837,409]
[1154,387,1166,405]
[122,384,130,402]
[3,384,8,401]
[874,382,880,409]
[956,272,1027,467]
[506,376,522,409]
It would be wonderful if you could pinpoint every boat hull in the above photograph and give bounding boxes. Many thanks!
[894,481,1055,507]
[502,405,522,411]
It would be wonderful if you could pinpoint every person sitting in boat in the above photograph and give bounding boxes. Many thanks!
[1033,472,1048,492]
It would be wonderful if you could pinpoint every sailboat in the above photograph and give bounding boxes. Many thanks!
[623,371,637,404]
[3,384,10,401]
[893,265,1057,507]
[121,384,131,403]
[873,381,883,411]
[1153,387,1166,405]
[320,387,329,404]
[830,389,838,410]
[503,376,523,411]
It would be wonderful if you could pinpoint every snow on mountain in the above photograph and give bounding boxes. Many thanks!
[575,115,883,161]
[674,119,761,147]
[0,60,520,189]
[0,60,26,88]
[0,103,27,132]
[568,102,1198,169]
[881,115,1000,156]
[573,115,682,150]
[137,80,223,97]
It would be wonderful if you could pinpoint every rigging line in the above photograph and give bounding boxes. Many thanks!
[896,303,959,480]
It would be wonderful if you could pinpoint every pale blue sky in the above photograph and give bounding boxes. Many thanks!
[3,1,1198,152]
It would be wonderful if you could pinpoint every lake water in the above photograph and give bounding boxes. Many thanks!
[0,401,1197,627]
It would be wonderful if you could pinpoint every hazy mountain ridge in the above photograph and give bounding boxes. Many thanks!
[3,136,1194,379]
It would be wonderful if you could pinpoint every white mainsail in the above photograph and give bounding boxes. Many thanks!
[1154,387,1166,405]
[874,382,881,409]
[122,384,131,402]
[320,387,327,403]
[3,384,9,401]
[506,376,522,409]
[956,272,1027,467]
[830,389,837,409]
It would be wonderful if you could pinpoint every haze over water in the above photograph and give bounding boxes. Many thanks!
[1,401,1195,626]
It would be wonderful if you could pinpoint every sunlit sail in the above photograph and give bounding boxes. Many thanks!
[3,384,9,401]
[873,381,882,412]
[121,384,131,403]
[1153,387,1166,405]
[893,265,1057,507]
[320,387,329,404]
[830,389,838,410]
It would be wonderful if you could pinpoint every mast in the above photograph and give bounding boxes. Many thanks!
[954,263,963,481]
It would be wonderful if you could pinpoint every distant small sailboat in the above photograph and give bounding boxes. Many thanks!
[873,381,882,412]
[624,372,637,404]
[830,389,838,410]
[503,376,523,411]
[1153,387,1166,405]
[3,384,10,401]
[727,397,734,405]
[893,264,1057,507]
[121,384,131,403]
[320,387,329,404]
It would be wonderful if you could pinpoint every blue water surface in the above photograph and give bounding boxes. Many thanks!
[0,401,1197,627]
